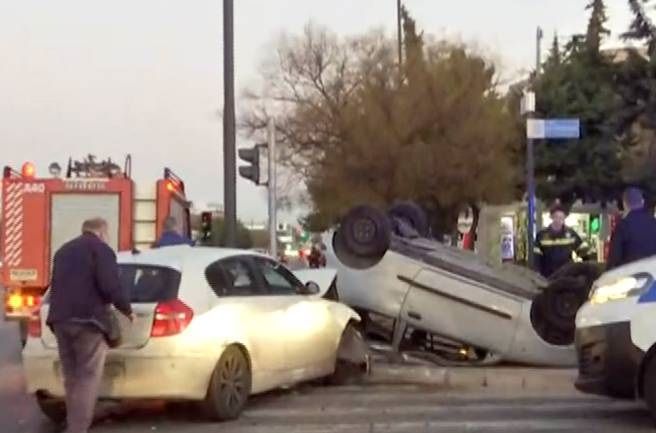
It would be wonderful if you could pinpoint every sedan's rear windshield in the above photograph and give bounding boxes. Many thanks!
[118,265,181,303]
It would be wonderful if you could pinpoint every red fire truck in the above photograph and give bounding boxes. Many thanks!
[1,155,192,345]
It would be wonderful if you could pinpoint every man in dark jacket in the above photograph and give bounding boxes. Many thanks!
[153,216,194,248]
[607,187,656,269]
[534,204,587,278]
[47,218,133,433]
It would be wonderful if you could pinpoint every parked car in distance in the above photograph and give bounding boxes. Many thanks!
[23,245,368,423]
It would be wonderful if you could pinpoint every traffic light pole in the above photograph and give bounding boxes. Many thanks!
[223,0,237,247]
[267,118,277,258]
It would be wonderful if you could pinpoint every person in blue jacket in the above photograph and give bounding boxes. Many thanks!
[153,216,194,248]
[607,187,656,270]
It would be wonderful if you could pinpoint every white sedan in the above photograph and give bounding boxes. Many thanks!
[23,246,368,422]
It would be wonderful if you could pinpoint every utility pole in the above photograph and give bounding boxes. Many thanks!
[223,0,237,247]
[397,0,403,67]
[267,118,277,258]
[526,26,543,267]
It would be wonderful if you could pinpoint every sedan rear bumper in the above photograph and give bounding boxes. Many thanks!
[24,352,217,400]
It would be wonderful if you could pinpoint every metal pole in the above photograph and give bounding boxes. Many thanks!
[527,27,543,267]
[268,118,277,258]
[397,0,403,67]
[223,0,237,247]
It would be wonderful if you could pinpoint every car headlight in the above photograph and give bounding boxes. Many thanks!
[589,273,653,305]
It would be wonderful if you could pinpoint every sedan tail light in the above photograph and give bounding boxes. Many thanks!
[151,299,194,338]
[27,309,42,338]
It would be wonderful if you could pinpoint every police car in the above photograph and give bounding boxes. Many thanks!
[575,256,656,419]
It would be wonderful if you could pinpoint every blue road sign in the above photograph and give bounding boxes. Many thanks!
[544,119,580,139]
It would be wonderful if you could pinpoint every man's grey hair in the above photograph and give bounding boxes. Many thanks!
[623,187,645,211]
[81,218,108,234]
[164,216,177,231]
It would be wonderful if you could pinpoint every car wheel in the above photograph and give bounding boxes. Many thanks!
[333,206,391,269]
[203,346,252,421]
[328,323,369,386]
[644,356,656,423]
[388,202,429,237]
[541,276,588,332]
[36,391,66,424]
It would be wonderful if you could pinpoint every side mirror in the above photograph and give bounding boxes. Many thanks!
[300,281,321,295]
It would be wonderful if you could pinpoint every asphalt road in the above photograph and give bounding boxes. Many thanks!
[1,318,655,433]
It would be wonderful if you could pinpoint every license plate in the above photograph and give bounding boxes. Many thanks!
[9,269,37,282]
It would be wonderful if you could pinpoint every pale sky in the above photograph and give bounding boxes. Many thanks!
[0,1,640,223]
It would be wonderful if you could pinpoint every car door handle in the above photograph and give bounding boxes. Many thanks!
[407,311,422,321]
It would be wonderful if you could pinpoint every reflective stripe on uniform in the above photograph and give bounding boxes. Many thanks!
[533,247,543,255]
[540,238,577,246]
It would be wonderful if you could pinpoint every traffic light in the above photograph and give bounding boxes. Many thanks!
[589,214,600,235]
[200,211,213,241]
[238,146,261,185]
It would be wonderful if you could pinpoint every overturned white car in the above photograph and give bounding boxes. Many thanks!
[325,203,602,367]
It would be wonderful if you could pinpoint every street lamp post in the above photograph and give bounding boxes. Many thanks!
[526,26,543,267]
[397,0,403,67]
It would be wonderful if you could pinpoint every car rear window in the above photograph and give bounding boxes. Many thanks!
[118,265,181,303]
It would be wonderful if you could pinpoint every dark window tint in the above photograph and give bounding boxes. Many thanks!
[206,257,263,297]
[254,258,302,295]
[118,265,181,303]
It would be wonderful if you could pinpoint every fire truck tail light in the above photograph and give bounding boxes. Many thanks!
[21,162,36,178]
[7,294,24,310]
[6,293,41,311]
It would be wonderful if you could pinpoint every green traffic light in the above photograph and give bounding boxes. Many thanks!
[590,216,600,234]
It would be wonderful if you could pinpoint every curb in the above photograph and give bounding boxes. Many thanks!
[367,364,578,393]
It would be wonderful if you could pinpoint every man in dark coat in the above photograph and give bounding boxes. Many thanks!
[607,187,656,269]
[47,218,133,433]
[153,216,194,248]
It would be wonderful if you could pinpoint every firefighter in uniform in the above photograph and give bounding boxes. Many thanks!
[534,204,587,278]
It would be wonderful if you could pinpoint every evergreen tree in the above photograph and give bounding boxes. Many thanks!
[534,2,622,206]
[624,0,656,55]
[545,34,562,70]
[585,0,610,55]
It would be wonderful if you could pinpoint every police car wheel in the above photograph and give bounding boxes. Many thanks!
[643,356,656,423]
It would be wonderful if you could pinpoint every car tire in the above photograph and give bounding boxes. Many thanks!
[328,323,369,386]
[340,205,391,258]
[203,346,252,421]
[36,391,66,424]
[541,276,588,332]
[644,356,656,423]
[333,206,391,269]
[548,262,603,296]
[388,202,429,237]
